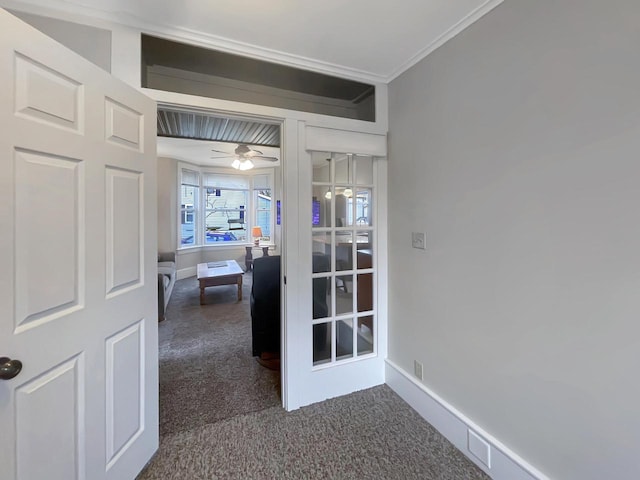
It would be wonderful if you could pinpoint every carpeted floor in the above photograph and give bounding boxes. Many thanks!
[137,273,489,480]
[154,273,280,436]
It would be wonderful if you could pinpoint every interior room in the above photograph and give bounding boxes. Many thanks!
[154,107,284,435]
[1,2,639,480]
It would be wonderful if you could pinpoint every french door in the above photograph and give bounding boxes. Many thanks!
[311,152,376,366]
[282,122,387,409]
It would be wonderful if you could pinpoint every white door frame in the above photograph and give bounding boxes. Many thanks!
[143,89,388,411]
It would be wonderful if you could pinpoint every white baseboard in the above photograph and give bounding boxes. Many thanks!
[177,266,196,280]
[385,359,548,480]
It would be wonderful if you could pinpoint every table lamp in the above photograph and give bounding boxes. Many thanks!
[252,226,262,246]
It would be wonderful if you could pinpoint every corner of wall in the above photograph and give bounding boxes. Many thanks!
[385,360,549,480]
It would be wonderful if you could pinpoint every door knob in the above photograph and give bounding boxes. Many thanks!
[0,357,22,380]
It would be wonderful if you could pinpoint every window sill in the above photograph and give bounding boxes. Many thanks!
[177,243,276,254]
[245,243,276,249]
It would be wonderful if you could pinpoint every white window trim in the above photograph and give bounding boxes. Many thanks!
[177,162,275,251]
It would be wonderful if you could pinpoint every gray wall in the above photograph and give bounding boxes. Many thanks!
[10,10,111,72]
[157,157,177,254]
[387,1,640,479]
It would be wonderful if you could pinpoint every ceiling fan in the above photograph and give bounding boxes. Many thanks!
[210,144,279,171]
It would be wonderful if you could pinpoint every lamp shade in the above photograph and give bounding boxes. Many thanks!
[252,226,263,238]
[239,159,254,170]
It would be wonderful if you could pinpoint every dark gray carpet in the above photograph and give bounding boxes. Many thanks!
[138,274,489,480]
[156,273,281,436]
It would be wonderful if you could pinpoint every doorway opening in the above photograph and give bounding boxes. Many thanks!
[154,105,286,436]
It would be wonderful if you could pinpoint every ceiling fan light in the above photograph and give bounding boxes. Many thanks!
[324,190,332,199]
[231,159,241,169]
[343,188,353,198]
[239,159,254,171]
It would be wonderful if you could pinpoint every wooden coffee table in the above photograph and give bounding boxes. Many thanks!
[196,260,244,304]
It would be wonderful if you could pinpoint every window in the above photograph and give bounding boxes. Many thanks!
[180,169,199,246]
[203,173,250,243]
[253,174,272,241]
[347,190,371,226]
[179,165,274,248]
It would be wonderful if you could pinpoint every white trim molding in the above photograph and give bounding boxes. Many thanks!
[386,0,504,82]
[305,126,387,157]
[176,266,196,280]
[385,359,549,480]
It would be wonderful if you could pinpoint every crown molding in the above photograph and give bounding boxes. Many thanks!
[2,0,504,85]
[385,0,504,82]
[138,23,389,85]
[0,0,388,84]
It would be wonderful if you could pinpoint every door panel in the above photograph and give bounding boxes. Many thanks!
[0,9,158,480]
[14,149,83,331]
[106,168,143,296]
[16,355,84,480]
[105,321,144,468]
[104,98,143,151]
[14,52,82,131]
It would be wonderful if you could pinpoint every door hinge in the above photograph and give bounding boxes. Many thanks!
[284,275,287,285]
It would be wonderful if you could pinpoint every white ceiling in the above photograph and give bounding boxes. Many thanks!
[6,0,503,82]
[157,138,280,169]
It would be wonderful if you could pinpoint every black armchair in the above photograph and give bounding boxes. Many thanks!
[251,254,331,367]
[251,255,281,359]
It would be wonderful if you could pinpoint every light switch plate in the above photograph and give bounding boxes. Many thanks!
[414,360,423,380]
[411,232,426,250]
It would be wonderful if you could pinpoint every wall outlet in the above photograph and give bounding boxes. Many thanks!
[413,360,423,380]
[411,232,426,250]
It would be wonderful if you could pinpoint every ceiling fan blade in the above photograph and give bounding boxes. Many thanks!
[252,156,279,162]
[210,148,233,155]
[246,148,264,157]
[210,155,234,159]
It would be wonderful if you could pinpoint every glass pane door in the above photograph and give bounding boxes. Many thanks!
[311,152,375,367]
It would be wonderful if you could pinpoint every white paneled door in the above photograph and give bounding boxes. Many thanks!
[0,10,158,480]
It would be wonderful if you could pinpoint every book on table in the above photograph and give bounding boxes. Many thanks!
[207,261,227,268]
